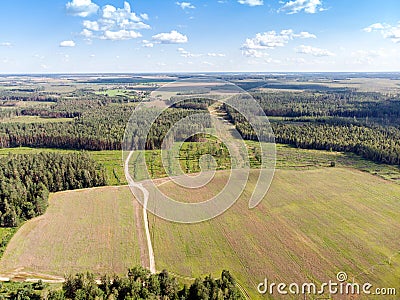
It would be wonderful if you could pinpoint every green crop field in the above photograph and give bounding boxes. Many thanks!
[0,164,399,298]
[0,186,141,280]
[149,168,400,299]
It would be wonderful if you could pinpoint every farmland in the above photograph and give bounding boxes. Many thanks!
[150,168,400,299]
[0,186,141,279]
[2,167,399,298]
[0,73,400,299]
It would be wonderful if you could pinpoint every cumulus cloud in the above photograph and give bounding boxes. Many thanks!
[176,2,195,9]
[296,45,335,56]
[140,13,149,20]
[81,29,93,38]
[69,1,150,41]
[142,40,154,48]
[101,30,141,40]
[238,0,263,6]
[364,22,400,43]
[241,29,316,57]
[152,30,188,44]
[83,20,99,31]
[279,0,325,14]
[59,40,76,47]
[66,0,99,17]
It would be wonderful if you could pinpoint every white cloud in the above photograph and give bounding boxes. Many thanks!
[296,45,335,56]
[238,0,263,6]
[101,30,141,40]
[207,52,226,57]
[177,48,202,57]
[364,22,400,43]
[176,2,195,9]
[66,0,99,17]
[152,30,188,44]
[280,0,325,14]
[0,42,12,47]
[363,23,386,33]
[81,29,93,38]
[83,20,99,31]
[140,13,149,20]
[73,1,150,40]
[296,31,317,39]
[241,29,316,57]
[142,40,154,48]
[59,40,76,47]
[242,49,270,58]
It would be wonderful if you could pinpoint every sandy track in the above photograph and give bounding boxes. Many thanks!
[125,151,156,273]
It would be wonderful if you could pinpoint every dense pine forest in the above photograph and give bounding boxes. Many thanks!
[0,152,107,227]
[224,91,400,166]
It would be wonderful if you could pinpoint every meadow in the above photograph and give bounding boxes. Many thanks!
[0,165,399,298]
[0,186,141,280]
[149,168,400,299]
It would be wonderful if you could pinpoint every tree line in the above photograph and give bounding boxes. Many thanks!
[1,267,243,300]
[0,152,107,227]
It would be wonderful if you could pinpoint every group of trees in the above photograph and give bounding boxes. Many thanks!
[0,152,107,227]
[0,267,243,300]
[49,267,243,300]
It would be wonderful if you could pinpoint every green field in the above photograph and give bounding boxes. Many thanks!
[2,143,400,185]
[0,116,73,124]
[149,168,400,299]
[0,186,141,279]
[1,166,399,298]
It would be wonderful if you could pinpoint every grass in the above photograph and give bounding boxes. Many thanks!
[0,186,141,279]
[0,116,73,124]
[95,89,139,99]
[2,142,400,185]
[149,168,400,299]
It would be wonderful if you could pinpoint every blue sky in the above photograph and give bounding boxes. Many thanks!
[0,0,399,73]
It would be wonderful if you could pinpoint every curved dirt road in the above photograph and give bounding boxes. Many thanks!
[124,151,156,274]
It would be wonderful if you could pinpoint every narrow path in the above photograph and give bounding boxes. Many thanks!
[124,151,156,274]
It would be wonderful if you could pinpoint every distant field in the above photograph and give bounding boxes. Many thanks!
[0,116,73,124]
[255,77,400,93]
[150,168,400,299]
[0,186,140,279]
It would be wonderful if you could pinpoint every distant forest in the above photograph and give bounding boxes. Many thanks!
[1,90,400,165]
